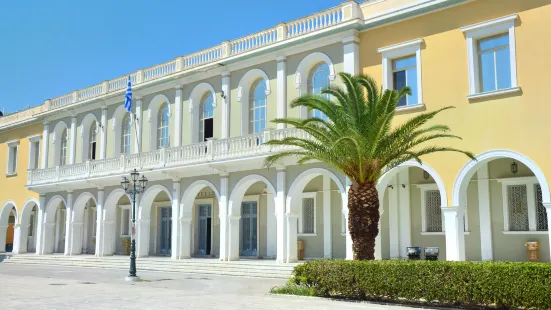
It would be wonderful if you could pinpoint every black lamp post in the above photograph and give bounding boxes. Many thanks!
[121,169,148,282]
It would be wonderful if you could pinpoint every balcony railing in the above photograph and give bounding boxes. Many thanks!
[27,128,308,186]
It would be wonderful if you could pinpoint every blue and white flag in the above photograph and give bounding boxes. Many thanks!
[124,76,132,112]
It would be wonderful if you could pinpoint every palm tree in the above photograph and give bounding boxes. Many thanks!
[265,73,474,260]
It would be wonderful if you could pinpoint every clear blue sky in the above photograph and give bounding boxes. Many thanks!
[0,0,342,114]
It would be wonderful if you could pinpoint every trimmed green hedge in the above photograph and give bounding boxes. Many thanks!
[292,260,551,309]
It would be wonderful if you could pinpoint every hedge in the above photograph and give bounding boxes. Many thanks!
[292,260,551,309]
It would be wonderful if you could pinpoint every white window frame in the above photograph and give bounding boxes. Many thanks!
[27,135,41,170]
[298,192,317,236]
[378,38,424,111]
[119,205,131,238]
[497,177,547,234]
[461,14,520,99]
[6,140,19,176]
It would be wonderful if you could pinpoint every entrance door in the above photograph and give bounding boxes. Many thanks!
[159,207,172,255]
[57,208,66,253]
[197,204,212,256]
[241,202,258,256]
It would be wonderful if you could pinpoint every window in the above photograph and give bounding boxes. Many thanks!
[378,38,424,109]
[461,14,519,98]
[298,193,316,235]
[425,190,443,232]
[392,55,418,106]
[27,135,41,170]
[121,114,131,154]
[158,103,170,148]
[308,63,330,120]
[89,122,97,160]
[499,177,548,233]
[90,207,97,238]
[120,207,131,237]
[28,213,34,237]
[60,129,68,166]
[6,140,19,175]
[200,93,214,141]
[249,79,267,133]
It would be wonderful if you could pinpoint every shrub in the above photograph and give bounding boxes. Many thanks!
[292,260,551,309]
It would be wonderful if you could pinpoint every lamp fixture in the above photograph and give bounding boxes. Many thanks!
[511,161,518,175]
[387,185,394,189]
[423,171,430,180]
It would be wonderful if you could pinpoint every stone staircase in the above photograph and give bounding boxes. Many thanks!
[1,254,298,279]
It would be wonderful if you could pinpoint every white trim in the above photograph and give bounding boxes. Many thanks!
[395,103,425,112]
[378,38,424,107]
[27,137,40,170]
[499,177,541,233]
[502,231,549,235]
[416,184,442,233]
[5,141,19,176]
[461,14,518,96]
[421,231,470,236]
[467,87,521,100]
[295,52,336,119]
[119,205,131,238]
[298,192,317,236]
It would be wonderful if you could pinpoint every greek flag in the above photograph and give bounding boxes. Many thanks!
[124,77,132,112]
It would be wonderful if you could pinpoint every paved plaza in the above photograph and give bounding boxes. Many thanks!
[0,263,421,309]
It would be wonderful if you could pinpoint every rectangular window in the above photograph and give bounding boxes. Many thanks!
[392,55,418,106]
[121,208,130,237]
[33,141,40,169]
[28,214,34,237]
[301,197,315,234]
[425,190,442,232]
[6,141,19,175]
[535,185,548,231]
[507,185,529,231]
[478,34,511,92]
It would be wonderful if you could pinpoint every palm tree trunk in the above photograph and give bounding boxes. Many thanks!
[348,181,380,260]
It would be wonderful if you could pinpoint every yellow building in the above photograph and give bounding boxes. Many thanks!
[1,0,549,264]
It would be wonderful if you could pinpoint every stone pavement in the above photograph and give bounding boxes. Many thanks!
[0,264,423,309]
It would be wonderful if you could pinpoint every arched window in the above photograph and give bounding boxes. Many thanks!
[308,63,330,120]
[200,93,214,142]
[121,114,131,154]
[158,103,170,148]
[60,129,68,166]
[249,79,267,133]
[89,122,97,160]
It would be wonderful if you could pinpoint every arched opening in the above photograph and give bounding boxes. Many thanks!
[295,52,335,119]
[376,163,448,260]
[147,94,171,151]
[51,121,68,168]
[137,185,173,257]
[103,188,132,256]
[249,79,267,134]
[180,180,220,259]
[43,196,67,254]
[158,103,170,149]
[79,113,99,163]
[121,114,132,154]
[285,168,346,262]
[200,93,215,142]
[112,105,134,156]
[452,150,550,262]
[71,193,98,255]
[308,63,331,120]
[227,175,277,261]
[59,129,68,166]
[237,68,271,135]
[19,199,39,254]
[0,202,17,253]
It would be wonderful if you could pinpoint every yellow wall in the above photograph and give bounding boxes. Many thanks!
[0,123,42,219]
[360,0,551,205]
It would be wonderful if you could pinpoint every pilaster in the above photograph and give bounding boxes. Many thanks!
[442,205,466,261]
[69,115,77,165]
[276,168,287,263]
[221,72,231,139]
[64,191,74,255]
[171,179,181,259]
[322,175,332,258]
[276,56,287,129]
[41,122,49,168]
[95,189,105,256]
[134,97,143,153]
[36,195,46,254]
[342,32,360,76]
[174,87,183,147]
[477,164,493,260]
[219,173,229,261]
[99,106,107,159]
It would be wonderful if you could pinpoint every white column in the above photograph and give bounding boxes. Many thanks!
[64,192,74,255]
[388,179,400,259]
[13,224,29,254]
[171,179,181,259]
[174,87,183,147]
[69,115,77,165]
[179,217,192,259]
[266,193,276,258]
[134,97,143,153]
[323,176,332,258]
[82,208,89,253]
[398,169,411,258]
[285,213,298,263]
[228,216,240,261]
[136,219,150,257]
[544,203,551,262]
[221,72,231,139]
[275,168,287,262]
[477,164,493,261]
[343,178,353,260]
[99,106,107,159]
[41,122,49,168]
[442,206,466,261]
[276,56,287,129]
[69,221,84,255]
[36,195,46,254]
[342,33,360,76]
[219,174,229,261]
[95,189,105,256]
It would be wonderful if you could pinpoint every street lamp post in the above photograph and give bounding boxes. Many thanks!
[121,169,148,282]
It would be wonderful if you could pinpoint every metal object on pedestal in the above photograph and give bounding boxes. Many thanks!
[525,241,540,262]
[407,247,421,260]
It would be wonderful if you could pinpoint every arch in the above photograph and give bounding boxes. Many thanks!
[285,168,345,214]
[147,94,171,151]
[0,201,17,226]
[228,174,276,216]
[112,105,134,156]
[180,180,220,218]
[51,121,69,167]
[377,160,448,207]
[44,195,67,223]
[72,192,97,222]
[237,69,271,135]
[104,188,131,221]
[189,82,216,143]
[295,52,336,119]
[80,113,99,162]
[20,198,39,226]
[452,149,551,206]
[138,184,173,220]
